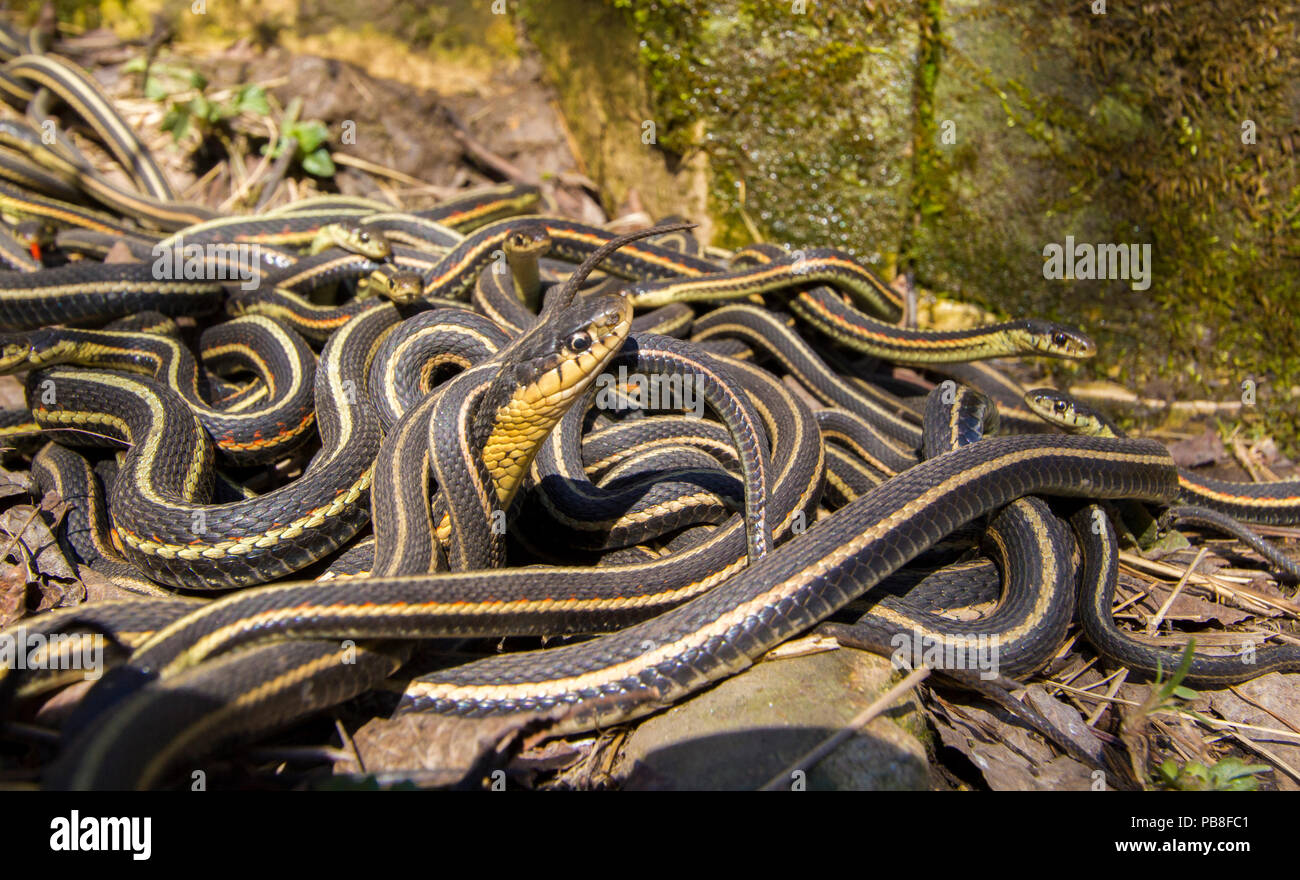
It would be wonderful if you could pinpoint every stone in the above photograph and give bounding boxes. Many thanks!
[616,645,930,790]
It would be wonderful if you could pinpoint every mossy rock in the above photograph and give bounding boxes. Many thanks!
[522,0,1300,451]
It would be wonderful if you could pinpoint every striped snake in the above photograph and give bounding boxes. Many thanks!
[0,42,1294,791]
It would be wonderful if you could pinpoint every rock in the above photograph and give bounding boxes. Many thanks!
[520,0,1300,452]
[518,0,713,234]
[616,646,930,790]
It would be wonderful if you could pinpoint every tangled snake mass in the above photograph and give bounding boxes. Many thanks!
[0,38,1297,791]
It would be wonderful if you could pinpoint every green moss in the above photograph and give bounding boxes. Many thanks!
[610,0,914,263]
[601,0,1299,451]
[898,0,946,268]
[947,2,1300,449]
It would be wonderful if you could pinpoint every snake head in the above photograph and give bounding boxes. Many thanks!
[1017,320,1096,359]
[319,223,392,260]
[1023,388,1115,437]
[0,335,31,373]
[369,267,424,305]
[0,331,79,373]
[475,291,633,504]
[13,219,55,260]
[510,291,633,408]
[504,223,553,259]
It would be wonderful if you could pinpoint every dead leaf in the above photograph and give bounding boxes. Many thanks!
[1167,429,1228,468]
[102,241,140,263]
[78,564,150,602]
[0,465,36,500]
[1208,673,1300,791]
[335,710,556,788]
[0,376,25,411]
[0,503,78,582]
[0,565,26,626]
[925,692,1100,790]
[1024,684,1106,764]
[1132,582,1256,626]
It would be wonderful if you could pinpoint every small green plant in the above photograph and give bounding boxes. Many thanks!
[1154,757,1270,791]
[125,57,334,179]
[1137,640,1201,719]
[1131,642,1270,790]
[262,98,336,178]
[123,57,270,145]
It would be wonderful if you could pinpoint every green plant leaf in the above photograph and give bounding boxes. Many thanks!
[289,121,330,154]
[234,85,270,116]
[1206,758,1270,791]
[160,107,190,141]
[300,148,336,178]
[187,95,212,124]
[143,76,171,101]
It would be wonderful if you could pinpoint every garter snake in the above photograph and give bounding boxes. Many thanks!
[370,223,697,574]
[264,184,539,235]
[822,442,888,505]
[501,223,550,312]
[1156,505,1300,582]
[225,287,385,345]
[692,303,923,449]
[355,212,460,252]
[257,245,441,296]
[29,442,176,597]
[0,595,201,705]
[154,211,391,263]
[6,53,176,201]
[0,118,85,182]
[0,179,148,237]
[233,218,712,343]
[0,38,1269,792]
[425,290,635,571]
[22,301,397,589]
[411,183,542,233]
[519,334,772,558]
[16,332,822,690]
[0,22,28,63]
[722,242,1096,364]
[1026,387,1300,525]
[1025,388,1300,680]
[631,245,905,319]
[790,286,1096,364]
[0,146,84,204]
[819,383,1075,677]
[0,219,45,270]
[578,416,743,481]
[0,116,214,229]
[359,285,633,575]
[368,307,511,429]
[420,216,723,302]
[362,266,429,306]
[0,317,316,462]
[39,432,1175,788]
[1072,503,1300,685]
[813,407,916,476]
[0,259,224,330]
[471,223,699,339]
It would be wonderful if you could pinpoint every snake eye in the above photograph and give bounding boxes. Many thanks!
[568,332,592,353]
[357,231,370,243]
[1051,331,1068,348]
[1054,400,1068,414]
